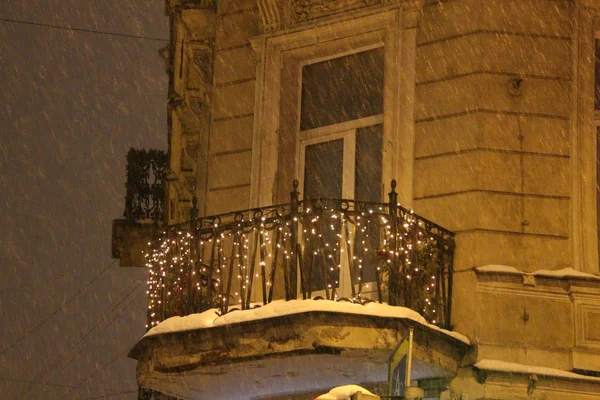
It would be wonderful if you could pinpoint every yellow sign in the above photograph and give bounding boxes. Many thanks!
[388,327,414,397]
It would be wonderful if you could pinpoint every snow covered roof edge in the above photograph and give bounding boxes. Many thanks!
[475,359,600,383]
[476,265,600,281]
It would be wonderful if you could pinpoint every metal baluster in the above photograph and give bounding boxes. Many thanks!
[188,197,198,315]
[224,231,237,313]
[268,223,281,303]
[239,230,247,310]
[206,226,217,312]
[344,217,357,300]
[290,180,299,299]
[246,225,260,308]
[388,180,400,306]
[260,228,267,305]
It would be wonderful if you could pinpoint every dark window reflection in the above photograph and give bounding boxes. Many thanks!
[355,124,383,202]
[303,139,343,292]
[303,139,343,200]
[355,124,383,284]
[300,47,384,130]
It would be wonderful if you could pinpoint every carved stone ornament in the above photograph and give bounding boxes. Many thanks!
[189,97,207,116]
[258,0,282,32]
[290,0,381,24]
[185,141,199,159]
[192,49,213,84]
[180,0,216,9]
[184,176,197,193]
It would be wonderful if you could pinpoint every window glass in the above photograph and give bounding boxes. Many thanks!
[303,139,344,200]
[303,139,344,293]
[355,124,383,202]
[300,47,384,130]
[355,124,382,284]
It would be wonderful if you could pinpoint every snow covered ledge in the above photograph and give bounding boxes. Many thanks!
[453,359,600,399]
[129,301,470,400]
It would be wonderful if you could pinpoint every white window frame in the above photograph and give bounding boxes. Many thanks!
[296,116,385,299]
[297,131,356,202]
[249,7,415,209]
[296,114,384,201]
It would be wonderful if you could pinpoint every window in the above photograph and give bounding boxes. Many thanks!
[297,48,384,293]
[300,48,384,131]
[251,9,409,287]
[299,48,384,202]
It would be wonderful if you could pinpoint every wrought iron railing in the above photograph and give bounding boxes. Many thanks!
[123,148,168,222]
[145,180,455,330]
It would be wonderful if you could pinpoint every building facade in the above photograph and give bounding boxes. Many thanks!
[113,0,600,398]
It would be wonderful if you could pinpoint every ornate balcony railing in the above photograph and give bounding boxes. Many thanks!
[144,180,455,330]
[123,148,168,222]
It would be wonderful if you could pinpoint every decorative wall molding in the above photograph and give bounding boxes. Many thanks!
[257,0,282,32]
[256,0,423,33]
[574,296,600,349]
[249,9,411,208]
[289,0,381,24]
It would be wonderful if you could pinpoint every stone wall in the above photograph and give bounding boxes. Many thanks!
[413,0,573,273]
[205,1,258,215]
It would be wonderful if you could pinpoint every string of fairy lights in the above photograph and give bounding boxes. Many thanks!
[144,203,452,330]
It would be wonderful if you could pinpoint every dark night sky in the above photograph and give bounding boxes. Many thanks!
[0,2,168,398]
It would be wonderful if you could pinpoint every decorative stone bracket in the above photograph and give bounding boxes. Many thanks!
[257,0,424,33]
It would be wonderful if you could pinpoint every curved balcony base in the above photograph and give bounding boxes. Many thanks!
[130,308,470,399]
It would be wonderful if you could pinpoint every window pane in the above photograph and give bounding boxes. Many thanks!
[355,124,383,284]
[300,48,384,130]
[303,139,344,293]
[303,139,344,200]
[355,124,383,202]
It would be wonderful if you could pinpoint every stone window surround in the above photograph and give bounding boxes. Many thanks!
[249,6,417,209]
[573,6,600,275]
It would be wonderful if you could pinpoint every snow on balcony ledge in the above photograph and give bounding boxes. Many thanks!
[475,359,600,383]
[476,265,600,281]
[144,299,470,344]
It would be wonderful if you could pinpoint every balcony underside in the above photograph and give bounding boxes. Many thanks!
[130,309,470,400]
[112,219,161,267]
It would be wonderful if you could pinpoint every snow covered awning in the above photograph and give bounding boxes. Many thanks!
[474,359,600,383]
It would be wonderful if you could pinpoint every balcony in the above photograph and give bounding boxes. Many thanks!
[128,180,468,399]
[143,180,455,330]
[111,148,167,267]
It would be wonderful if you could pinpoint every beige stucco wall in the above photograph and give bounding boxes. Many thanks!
[157,0,600,385]
[413,0,573,275]
[204,2,258,215]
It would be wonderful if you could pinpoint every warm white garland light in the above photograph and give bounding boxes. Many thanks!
[143,206,448,330]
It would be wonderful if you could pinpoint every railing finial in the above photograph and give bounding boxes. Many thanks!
[289,180,300,299]
[290,179,299,208]
[388,179,398,216]
[191,196,198,227]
